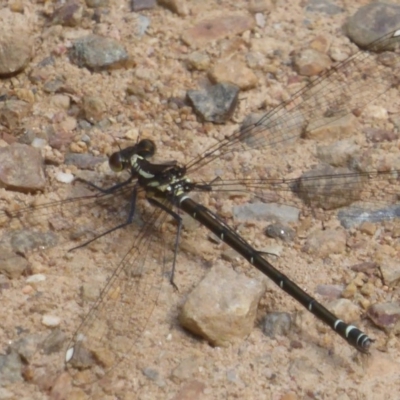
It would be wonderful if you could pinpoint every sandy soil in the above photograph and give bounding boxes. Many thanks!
[0,0,400,399]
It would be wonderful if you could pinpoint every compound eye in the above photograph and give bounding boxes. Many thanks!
[109,152,124,172]
[137,139,156,158]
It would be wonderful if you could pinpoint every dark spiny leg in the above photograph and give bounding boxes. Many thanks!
[75,176,134,194]
[69,185,138,252]
[147,197,182,290]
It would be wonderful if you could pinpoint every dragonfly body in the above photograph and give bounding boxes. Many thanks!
[110,138,373,354]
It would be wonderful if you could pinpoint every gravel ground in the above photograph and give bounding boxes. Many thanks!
[0,0,400,399]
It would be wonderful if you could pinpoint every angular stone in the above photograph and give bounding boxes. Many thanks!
[51,0,83,27]
[364,127,398,142]
[9,334,43,364]
[130,0,156,11]
[179,265,265,347]
[0,253,28,279]
[9,230,58,254]
[235,202,298,225]
[315,284,344,300]
[350,262,379,274]
[182,14,255,48]
[158,0,188,16]
[0,28,33,76]
[338,205,400,229]
[69,35,128,70]
[294,48,332,76]
[0,351,23,384]
[367,302,400,334]
[378,258,400,287]
[187,82,239,123]
[209,59,258,90]
[0,100,31,129]
[0,144,46,192]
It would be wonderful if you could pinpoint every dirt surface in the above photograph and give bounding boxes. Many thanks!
[1,0,400,399]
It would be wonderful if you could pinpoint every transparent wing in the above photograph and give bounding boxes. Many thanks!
[185,28,400,172]
[205,169,399,207]
[0,180,174,391]
[0,181,140,259]
[64,204,170,387]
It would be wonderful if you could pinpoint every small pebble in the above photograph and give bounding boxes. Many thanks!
[359,221,377,236]
[131,0,156,11]
[22,285,34,295]
[341,281,357,298]
[41,315,61,328]
[306,0,342,15]
[31,138,47,148]
[360,282,375,297]
[187,82,239,123]
[69,35,128,70]
[186,51,210,71]
[55,171,74,183]
[262,312,292,338]
[265,222,295,242]
[26,274,46,283]
[209,59,258,90]
[315,284,343,300]
[294,48,331,76]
